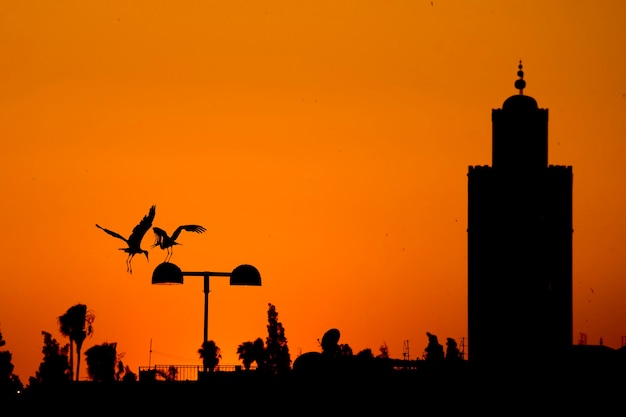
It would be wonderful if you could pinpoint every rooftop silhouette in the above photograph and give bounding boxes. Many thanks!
[3,63,625,412]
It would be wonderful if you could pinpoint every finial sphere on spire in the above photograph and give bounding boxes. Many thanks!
[515,60,525,94]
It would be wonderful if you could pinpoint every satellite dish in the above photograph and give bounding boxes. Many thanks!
[321,328,340,350]
[292,351,322,374]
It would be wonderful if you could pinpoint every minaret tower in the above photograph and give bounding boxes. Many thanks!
[467,62,573,370]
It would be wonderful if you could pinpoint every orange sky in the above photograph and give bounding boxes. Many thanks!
[1,1,626,382]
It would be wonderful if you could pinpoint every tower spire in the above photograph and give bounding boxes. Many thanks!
[514,60,526,95]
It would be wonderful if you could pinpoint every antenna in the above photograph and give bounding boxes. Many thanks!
[148,338,153,368]
[459,337,465,360]
[403,340,410,361]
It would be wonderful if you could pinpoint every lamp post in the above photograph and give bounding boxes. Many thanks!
[151,262,262,370]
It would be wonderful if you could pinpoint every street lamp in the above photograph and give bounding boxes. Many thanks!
[151,262,262,347]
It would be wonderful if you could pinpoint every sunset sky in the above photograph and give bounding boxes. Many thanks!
[1,1,626,382]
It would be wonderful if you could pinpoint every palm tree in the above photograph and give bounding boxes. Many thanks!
[58,314,73,381]
[198,340,221,373]
[58,304,95,381]
[252,337,267,373]
[236,341,256,370]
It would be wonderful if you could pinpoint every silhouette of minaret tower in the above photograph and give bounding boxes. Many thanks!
[467,62,573,369]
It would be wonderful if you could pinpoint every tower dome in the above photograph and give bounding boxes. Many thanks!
[491,60,548,172]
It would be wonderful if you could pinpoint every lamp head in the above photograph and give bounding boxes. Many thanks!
[152,262,184,284]
[230,264,262,286]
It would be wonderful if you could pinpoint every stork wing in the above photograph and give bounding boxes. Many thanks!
[152,227,168,246]
[128,205,157,247]
[171,224,207,240]
[96,224,128,243]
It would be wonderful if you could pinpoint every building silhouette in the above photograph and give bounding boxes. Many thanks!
[467,62,573,369]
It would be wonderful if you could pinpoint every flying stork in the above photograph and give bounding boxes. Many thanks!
[96,205,156,274]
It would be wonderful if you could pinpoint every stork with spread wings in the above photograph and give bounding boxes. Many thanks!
[96,205,156,274]
[152,224,206,263]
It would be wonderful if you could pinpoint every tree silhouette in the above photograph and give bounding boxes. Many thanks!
[236,341,256,370]
[0,331,23,397]
[84,342,117,382]
[166,365,178,381]
[116,360,124,381]
[265,303,291,374]
[58,303,95,381]
[338,343,353,357]
[28,331,71,388]
[445,337,461,362]
[252,337,267,373]
[122,365,137,383]
[377,342,390,359]
[357,348,374,359]
[424,332,444,363]
[355,347,395,375]
[198,340,221,373]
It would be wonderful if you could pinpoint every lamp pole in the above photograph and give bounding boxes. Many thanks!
[178,271,231,344]
[203,275,209,344]
[152,262,262,374]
